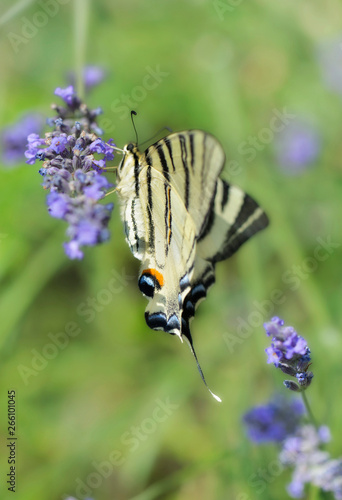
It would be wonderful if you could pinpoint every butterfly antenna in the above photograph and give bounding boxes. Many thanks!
[139,126,173,148]
[131,110,139,144]
[183,335,222,403]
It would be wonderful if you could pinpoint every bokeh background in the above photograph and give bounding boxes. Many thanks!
[1,0,342,499]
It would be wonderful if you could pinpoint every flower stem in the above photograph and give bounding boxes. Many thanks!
[301,391,318,429]
[74,0,90,99]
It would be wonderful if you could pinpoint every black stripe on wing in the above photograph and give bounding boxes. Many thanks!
[163,137,176,172]
[213,191,269,263]
[146,164,155,251]
[197,181,217,241]
[164,183,172,254]
[179,134,190,209]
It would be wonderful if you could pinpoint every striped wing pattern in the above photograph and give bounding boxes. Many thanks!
[117,130,269,398]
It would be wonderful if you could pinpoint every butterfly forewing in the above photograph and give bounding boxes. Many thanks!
[142,130,225,237]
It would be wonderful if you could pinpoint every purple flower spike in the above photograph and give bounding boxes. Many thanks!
[50,135,68,154]
[243,396,304,444]
[25,133,46,164]
[54,86,76,106]
[1,113,43,166]
[264,317,313,392]
[64,240,84,260]
[27,85,116,259]
[83,65,107,90]
[47,192,70,219]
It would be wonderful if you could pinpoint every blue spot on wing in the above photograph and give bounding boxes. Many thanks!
[145,312,180,334]
[139,274,155,298]
[145,312,167,330]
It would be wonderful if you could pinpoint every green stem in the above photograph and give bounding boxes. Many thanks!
[301,391,318,429]
[74,0,90,99]
[0,0,35,26]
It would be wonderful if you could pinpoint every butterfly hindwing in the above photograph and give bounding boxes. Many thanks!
[136,166,196,338]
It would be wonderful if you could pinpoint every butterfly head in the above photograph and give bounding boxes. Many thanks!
[124,142,138,154]
[117,142,142,182]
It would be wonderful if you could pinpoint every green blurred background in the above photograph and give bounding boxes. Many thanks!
[0,0,342,499]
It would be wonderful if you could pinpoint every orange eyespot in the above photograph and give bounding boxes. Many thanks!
[142,268,164,287]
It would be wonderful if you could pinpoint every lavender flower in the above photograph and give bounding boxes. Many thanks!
[26,86,115,259]
[243,396,304,443]
[1,113,43,165]
[280,424,342,499]
[264,317,313,392]
[274,120,320,174]
[68,65,107,92]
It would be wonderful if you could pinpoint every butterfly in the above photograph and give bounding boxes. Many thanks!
[115,130,269,400]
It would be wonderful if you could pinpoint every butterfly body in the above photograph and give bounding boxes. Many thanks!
[116,130,269,397]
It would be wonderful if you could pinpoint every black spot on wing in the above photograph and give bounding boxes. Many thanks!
[145,312,167,330]
[145,312,180,334]
[139,273,161,298]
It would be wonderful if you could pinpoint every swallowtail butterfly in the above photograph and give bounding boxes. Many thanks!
[115,130,269,400]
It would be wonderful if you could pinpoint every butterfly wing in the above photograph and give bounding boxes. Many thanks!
[143,130,226,237]
[181,178,269,334]
[141,131,269,337]
[135,165,197,339]
[120,130,268,399]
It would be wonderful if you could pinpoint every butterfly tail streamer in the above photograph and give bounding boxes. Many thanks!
[182,327,222,403]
